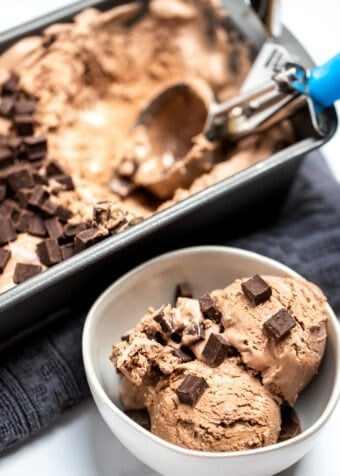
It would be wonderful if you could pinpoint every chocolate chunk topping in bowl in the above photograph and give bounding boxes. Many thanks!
[175,374,208,406]
[241,275,272,305]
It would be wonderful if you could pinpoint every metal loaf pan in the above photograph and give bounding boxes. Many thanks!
[0,0,337,344]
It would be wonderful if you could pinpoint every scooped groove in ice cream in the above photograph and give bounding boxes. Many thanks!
[0,0,294,293]
[110,275,328,452]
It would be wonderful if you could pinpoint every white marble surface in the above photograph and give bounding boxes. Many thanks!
[0,1,339,475]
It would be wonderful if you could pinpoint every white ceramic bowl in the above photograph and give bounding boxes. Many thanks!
[82,246,340,476]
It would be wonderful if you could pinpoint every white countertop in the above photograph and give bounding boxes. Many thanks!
[0,2,339,475]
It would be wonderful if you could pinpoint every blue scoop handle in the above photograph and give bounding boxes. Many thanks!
[308,53,340,108]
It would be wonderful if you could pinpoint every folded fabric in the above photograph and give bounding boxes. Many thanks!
[0,151,339,453]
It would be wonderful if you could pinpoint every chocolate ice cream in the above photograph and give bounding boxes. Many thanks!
[110,275,328,452]
[0,0,294,292]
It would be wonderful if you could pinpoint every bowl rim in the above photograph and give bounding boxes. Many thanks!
[82,245,340,458]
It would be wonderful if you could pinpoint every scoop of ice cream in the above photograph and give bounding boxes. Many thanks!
[214,275,328,405]
[146,359,281,452]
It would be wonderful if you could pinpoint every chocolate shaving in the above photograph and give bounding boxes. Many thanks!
[176,374,207,406]
[36,238,62,266]
[0,248,11,273]
[199,294,222,323]
[241,275,272,306]
[264,308,296,339]
[13,262,42,284]
[201,333,236,367]
[125,409,150,431]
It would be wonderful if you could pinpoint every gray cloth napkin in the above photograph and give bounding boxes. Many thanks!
[1,151,340,453]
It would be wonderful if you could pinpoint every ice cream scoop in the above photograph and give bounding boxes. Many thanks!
[137,49,340,150]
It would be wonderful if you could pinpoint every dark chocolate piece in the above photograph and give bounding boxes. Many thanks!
[2,74,19,95]
[241,275,272,306]
[27,215,46,237]
[5,166,35,191]
[6,137,25,157]
[45,160,65,177]
[14,115,35,136]
[154,311,174,334]
[109,175,136,198]
[201,333,235,367]
[0,146,14,170]
[0,217,17,244]
[121,334,130,342]
[183,323,205,343]
[125,409,150,431]
[32,171,48,185]
[24,135,47,161]
[0,199,17,217]
[199,294,222,323]
[60,243,75,260]
[0,184,6,202]
[278,405,301,442]
[175,374,207,406]
[172,348,195,363]
[0,248,11,273]
[56,205,73,222]
[36,238,62,266]
[45,217,64,240]
[175,281,193,300]
[63,222,88,237]
[40,199,58,217]
[170,332,182,343]
[13,262,42,284]
[74,227,107,252]
[14,99,36,116]
[264,308,296,339]
[0,96,15,118]
[28,185,49,208]
[53,174,74,191]
[16,188,32,208]
[12,209,33,233]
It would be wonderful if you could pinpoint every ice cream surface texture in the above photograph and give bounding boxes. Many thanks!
[110,275,328,452]
[0,0,294,293]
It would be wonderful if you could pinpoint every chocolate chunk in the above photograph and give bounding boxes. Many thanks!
[60,243,75,260]
[16,188,32,208]
[53,174,74,191]
[40,198,58,217]
[5,165,35,191]
[74,227,107,252]
[183,323,205,343]
[0,199,17,217]
[201,333,235,367]
[13,262,42,284]
[45,160,65,177]
[14,99,36,116]
[12,209,33,233]
[2,74,19,96]
[241,275,272,306]
[28,185,49,208]
[6,136,24,156]
[175,281,193,300]
[0,217,17,244]
[0,96,15,118]
[172,348,195,363]
[121,333,130,342]
[14,115,35,136]
[0,146,14,170]
[36,238,62,266]
[45,217,64,240]
[27,215,46,237]
[154,311,174,334]
[170,332,182,343]
[0,184,6,202]
[0,248,11,273]
[109,175,136,198]
[264,308,296,339]
[24,136,47,161]
[199,294,222,323]
[125,409,150,431]
[56,205,73,222]
[64,222,88,238]
[279,404,301,442]
[32,171,48,185]
[175,374,207,406]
